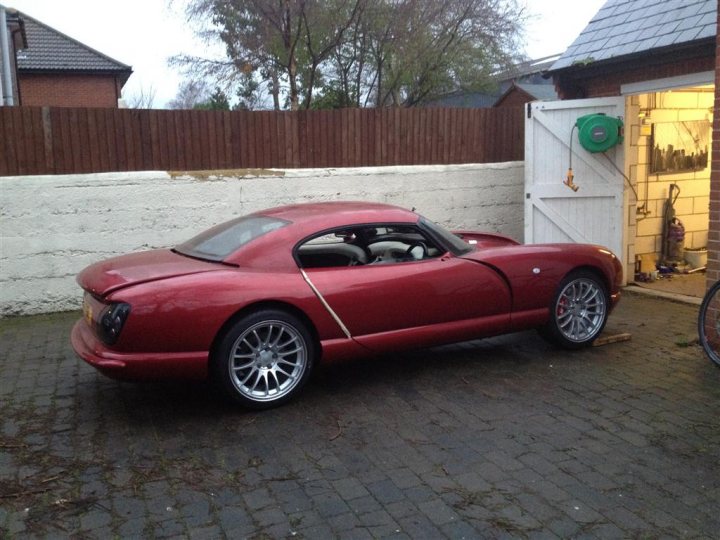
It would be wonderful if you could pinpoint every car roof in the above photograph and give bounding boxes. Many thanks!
[222,201,423,268]
[257,201,419,229]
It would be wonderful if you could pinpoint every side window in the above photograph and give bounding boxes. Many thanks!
[296,225,444,269]
[365,225,443,265]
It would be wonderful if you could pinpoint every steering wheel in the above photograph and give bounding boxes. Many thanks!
[405,241,427,260]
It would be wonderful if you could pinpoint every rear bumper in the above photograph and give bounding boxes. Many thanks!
[71,319,208,380]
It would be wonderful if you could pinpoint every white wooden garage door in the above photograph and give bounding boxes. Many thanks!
[524,97,625,260]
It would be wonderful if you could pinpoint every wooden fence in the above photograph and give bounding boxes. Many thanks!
[0,106,524,176]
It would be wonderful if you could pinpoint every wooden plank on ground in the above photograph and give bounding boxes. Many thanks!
[593,333,632,347]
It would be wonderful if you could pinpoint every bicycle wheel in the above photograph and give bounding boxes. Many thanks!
[698,280,720,368]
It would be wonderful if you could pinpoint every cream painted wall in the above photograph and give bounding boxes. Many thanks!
[626,89,713,270]
[0,163,524,316]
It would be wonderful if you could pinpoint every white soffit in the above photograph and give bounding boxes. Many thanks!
[621,71,715,95]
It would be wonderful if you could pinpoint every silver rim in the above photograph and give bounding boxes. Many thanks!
[228,320,307,402]
[555,278,606,343]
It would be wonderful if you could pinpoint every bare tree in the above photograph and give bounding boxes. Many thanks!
[167,79,211,109]
[125,84,158,109]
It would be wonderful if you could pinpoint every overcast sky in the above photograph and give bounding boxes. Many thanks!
[5,0,606,108]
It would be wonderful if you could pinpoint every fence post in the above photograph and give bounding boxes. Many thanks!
[41,106,55,174]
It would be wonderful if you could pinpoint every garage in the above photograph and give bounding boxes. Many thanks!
[624,74,714,298]
[525,0,715,299]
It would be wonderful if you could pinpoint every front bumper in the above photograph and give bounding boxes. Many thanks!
[71,319,208,380]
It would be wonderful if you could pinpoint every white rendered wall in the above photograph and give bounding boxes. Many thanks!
[0,162,524,316]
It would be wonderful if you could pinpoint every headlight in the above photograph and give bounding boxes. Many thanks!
[97,303,131,345]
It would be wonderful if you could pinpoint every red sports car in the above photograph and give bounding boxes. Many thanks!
[72,201,622,408]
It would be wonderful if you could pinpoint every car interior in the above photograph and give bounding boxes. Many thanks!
[296,225,444,268]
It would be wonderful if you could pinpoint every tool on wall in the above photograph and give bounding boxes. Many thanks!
[564,113,624,191]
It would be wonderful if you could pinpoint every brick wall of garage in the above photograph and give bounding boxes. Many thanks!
[554,54,714,99]
[0,162,524,316]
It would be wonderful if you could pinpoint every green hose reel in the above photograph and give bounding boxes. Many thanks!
[575,113,624,153]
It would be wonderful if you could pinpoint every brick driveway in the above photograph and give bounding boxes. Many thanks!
[1,292,718,538]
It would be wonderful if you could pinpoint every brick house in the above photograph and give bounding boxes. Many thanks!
[2,7,132,107]
[532,0,717,296]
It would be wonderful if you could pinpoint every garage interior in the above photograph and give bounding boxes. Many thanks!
[625,85,713,299]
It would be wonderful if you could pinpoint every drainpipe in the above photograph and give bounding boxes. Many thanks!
[0,4,14,106]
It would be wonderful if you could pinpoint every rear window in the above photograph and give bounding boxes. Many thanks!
[174,216,289,261]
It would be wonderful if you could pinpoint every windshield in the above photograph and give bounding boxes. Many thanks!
[174,215,289,261]
[419,217,473,255]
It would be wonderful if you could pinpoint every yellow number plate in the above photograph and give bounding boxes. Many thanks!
[83,297,93,325]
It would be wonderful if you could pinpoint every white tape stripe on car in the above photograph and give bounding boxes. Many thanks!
[300,268,352,339]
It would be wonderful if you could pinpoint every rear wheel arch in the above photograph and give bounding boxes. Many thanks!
[210,302,321,408]
[209,300,321,364]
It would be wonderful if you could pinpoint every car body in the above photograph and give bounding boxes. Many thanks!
[72,201,623,408]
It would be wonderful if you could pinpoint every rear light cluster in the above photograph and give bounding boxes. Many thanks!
[97,302,131,345]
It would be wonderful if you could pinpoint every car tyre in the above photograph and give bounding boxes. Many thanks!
[539,270,609,349]
[212,309,316,409]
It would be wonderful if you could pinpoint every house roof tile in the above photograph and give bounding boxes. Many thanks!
[14,11,131,76]
[550,0,716,71]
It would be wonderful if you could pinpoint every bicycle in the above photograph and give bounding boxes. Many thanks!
[698,279,720,368]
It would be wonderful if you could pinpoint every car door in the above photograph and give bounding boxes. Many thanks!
[298,224,512,352]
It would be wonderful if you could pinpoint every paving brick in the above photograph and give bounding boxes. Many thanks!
[546,516,583,538]
[385,467,423,490]
[78,509,112,531]
[288,509,323,530]
[277,488,313,513]
[331,476,372,501]
[606,505,651,531]
[439,518,480,538]
[384,500,420,521]
[242,487,274,511]
[347,494,383,515]
[181,500,212,527]
[112,495,147,521]
[366,478,406,505]
[296,522,335,537]
[117,517,149,537]
[396,514,445,539]
[188,524,225,539]
[514,492,562,522]
[402,484,438,504]
[416,498,461,526]
[327,527,368,540]
[326,511,362,532]
[218,506,252,530]
[312,491,352,518]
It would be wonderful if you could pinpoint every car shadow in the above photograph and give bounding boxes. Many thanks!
[72,330,553,424]
[306,331,555,396]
